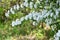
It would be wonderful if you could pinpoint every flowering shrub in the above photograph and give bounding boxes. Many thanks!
[0,0,60,40]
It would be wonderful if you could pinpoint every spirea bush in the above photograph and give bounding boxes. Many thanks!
[0,0,60,40]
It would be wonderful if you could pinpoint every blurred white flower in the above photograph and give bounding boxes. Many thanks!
[7,10,10,14]
[13,5,17,10]
[51,26,54,31]
[10,8,15,14]
[54,37,59,40]
[15,21,21,25]
[28,13,33,19]
[54,30,60,40]
[36,16,40,22]
[20,4,24,8]
[20,17,24,22]
[34,4,37,8]
[50,13,53,17]
[33,16,37,20]
[30,2,33,9]
[33,21,37,26]
[5,12,9,17]
[25,15,29,20]
[54,15,57,19]
[12,21,15,27]
[16,4,20,10]
[23,2,28,7]
[55,10,59,16]
[13,19,19,25]
[16,19,19,22]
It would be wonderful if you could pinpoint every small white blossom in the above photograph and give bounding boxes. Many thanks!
[7,10,10,14]
[37,16,41,22]
[5,12,9,17]
[13,5,17,10]
[55,10,59,16]
[54,15,57,19]
[20,4,24,8]
[20,17,25,22]
[34,4,37,8]
[25,15,29,20]
[23,2,28,7]
[54,30,60,40]
[10,8,15,14]
[16,4,20,10]
[12,21,15,27]
[50,13,53,17]
[33,21,37,26]
[30,2,33,9]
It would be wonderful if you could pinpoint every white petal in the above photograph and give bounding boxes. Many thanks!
[5,13,9,17]
[13,5,17,10]
[16,4,20,10]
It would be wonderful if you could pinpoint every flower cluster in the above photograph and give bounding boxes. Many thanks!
[54,30,60,40]
[11,7,60,26]
[5,0,60,18]
[4,0,60,28]
[5,4,20,17]
[10,10,50,26]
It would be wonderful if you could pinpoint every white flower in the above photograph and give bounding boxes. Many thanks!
[13,19,19,25]
[16,4,20,10]
[51,26,54,31]
[25,15,29,20]
[54,30,60,40]
[18,21,21,25]
[23,2,28,7]
[5,10,10,17]
[5,12,9,17]
[26,2,28,7]
[33,21,37,26]
[58,30,60,34]
[10,8,15,14]
[11,10,15,14]
[56,33,60,37]
[42,9,47,14]
[54,15,57,19]
[15,21,21,25]
[36,16,40,22]
[20,4,24,8]
[20,17,24,21]
[7,10,10,14]
[28,16,32,20]
[34,4,37,8]
[50,13,53,17]
[12,21,15,27]
[28,13,33,19]
[13,5,17,10]
[30,2,33,9]
[54,37,59,40]
[33,16,37,20]
[16,19,19,22]
[56,10,59,16]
